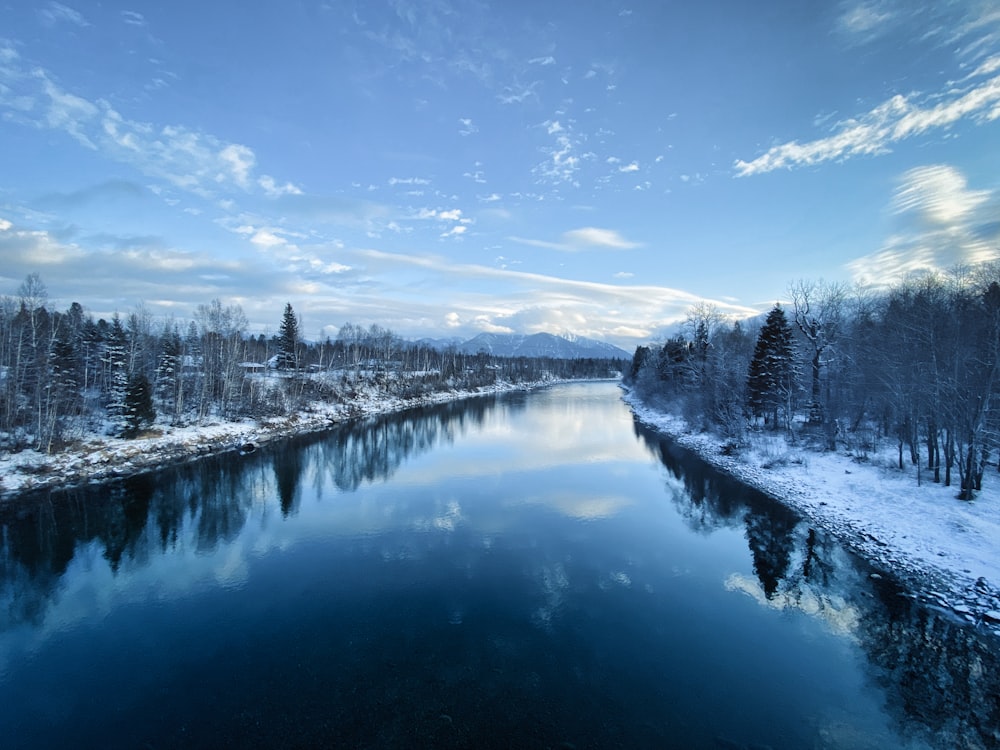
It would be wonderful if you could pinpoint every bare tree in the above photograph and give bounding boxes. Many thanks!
[790,279,847,425]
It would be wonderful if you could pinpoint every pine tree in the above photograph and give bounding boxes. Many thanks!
[277,303,299,371]
[45,329,80,449]
[747,304,797,429]
[155,324,183,422]
[123,372,155,437]
[103,314,129,434]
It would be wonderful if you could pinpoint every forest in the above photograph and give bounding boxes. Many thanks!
[625,264,1000,500]
[0,274,623,455]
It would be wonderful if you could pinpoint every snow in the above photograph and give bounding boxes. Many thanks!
[622,388,1000,628]
[4,377,998,628]
[0,376,572,500]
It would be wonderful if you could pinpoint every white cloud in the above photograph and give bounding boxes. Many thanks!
[39,2,89,28]
[528,56,556,66]
[497,81,539,104]
[389,176,432,186]
[473,315,514,334]
[259,175,303,197]
[613,271,634,279]
[441,225,467,238]
[618,161,639,173]
[892,164,989,225]
[354,248,758,347]
[218,144,255,188]
[1,62,303,201]
[0,218,12,231]
[847,164,999,286]
[437,208,463,221]
[533,119,592,186]
[509,227,640,252]
[837,2,893,38]
[458,117,478,136]
[121,10,146,27]
[249,229,287,249]
[734,66,1000,176]
[563,227,640,249]
[38,72,99,148]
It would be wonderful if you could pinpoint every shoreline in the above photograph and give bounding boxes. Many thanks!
[0,377,580,501]
[621,387,1000,632]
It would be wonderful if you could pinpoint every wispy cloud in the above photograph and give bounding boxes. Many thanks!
[528,55,556,66]
[458,117,478,136]
[497,81,540,104]
[0,62,301,201]
[354,248,757,345]
[121,10,147,27]
[837,1,893,40]
[734,60,1000,176]
[847,164,999,285]
[509,227,640,252]
[258,175,303,197]
[388,176,432,186]
[39,2,89,28]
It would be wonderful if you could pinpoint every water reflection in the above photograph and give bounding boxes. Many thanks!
[0,385,996,749]
[635,420,1000,750]
[0,395,506,633]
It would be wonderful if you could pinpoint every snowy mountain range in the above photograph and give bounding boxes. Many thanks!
[416,333,631,360]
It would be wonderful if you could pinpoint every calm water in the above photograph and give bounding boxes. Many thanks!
[1,382,997,749]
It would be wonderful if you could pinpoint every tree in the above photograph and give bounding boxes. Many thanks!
[103,313,129,434]
[155,323,183,423]
[790,280,846,424]
[277,303,299,371]
[747,304,797,429]
[123,372,155,437]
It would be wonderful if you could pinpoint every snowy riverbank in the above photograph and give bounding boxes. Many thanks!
[622,388,1000,631]
[0,377,573,500]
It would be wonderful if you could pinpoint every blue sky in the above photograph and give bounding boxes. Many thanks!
[1,1,999,347]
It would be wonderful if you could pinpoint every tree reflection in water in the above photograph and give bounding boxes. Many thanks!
[0,395,504,630]
[0,394,997,748]
[634,419,1000,750]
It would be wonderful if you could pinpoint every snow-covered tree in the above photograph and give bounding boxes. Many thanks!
[747,304,797,430]
[123,372,155,437]
[103,314,129,434]
[277,302,300,371]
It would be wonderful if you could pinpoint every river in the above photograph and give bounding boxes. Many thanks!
[0,381,996,749]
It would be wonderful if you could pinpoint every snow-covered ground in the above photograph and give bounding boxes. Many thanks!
[0,377,569,500]
[623,389,1000,630]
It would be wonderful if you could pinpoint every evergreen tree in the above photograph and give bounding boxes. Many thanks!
[123,372,155,437]
[46,329,81,449]
[103,314,129,433]
[747,304,796,429]
[277,302,299,370]
[155,324,183,422]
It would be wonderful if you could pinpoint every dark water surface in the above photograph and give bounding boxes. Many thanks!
[1,382,997,749]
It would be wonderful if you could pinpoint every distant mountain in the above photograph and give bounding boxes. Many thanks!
[450,332,631,360]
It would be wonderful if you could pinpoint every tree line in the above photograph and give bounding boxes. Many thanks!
[0,274,623,453]
[624,265,1000,500]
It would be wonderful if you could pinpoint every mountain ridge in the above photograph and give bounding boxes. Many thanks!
[418,332,630,360]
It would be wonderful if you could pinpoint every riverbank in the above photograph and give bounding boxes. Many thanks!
[0,377,573,500]
[622,388,1000,631]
